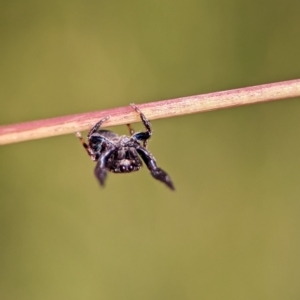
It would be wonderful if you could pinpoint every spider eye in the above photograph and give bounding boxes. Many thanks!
[121,165,126,172]
[129,165,134,171]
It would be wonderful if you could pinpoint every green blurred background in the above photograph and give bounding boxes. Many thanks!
[1,1,300,299]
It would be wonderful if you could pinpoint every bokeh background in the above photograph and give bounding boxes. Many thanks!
[1,1,300,299]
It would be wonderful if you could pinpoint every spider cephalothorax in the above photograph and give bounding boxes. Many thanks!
[76,104,174,190]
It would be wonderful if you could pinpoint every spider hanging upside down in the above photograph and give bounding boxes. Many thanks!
[76,104,175,190]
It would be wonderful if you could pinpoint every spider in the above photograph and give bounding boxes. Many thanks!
[76,104,175,190]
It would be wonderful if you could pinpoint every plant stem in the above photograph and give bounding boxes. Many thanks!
[1,79,300,145]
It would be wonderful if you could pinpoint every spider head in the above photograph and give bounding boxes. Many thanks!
[107,146,142,173]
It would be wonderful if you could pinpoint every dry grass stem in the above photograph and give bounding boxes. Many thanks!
[1,79,300,145]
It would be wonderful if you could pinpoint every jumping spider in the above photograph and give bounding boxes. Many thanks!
[76,104,175,190]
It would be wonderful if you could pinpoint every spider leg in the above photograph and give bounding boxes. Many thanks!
[94,160,107,187]
[94,148,115,186]
[136,146,175,190]
[87,116,110,138]
[130,103,152,147]
[76,116,110,161]
[126,123,135,135]
[75,131,97,161]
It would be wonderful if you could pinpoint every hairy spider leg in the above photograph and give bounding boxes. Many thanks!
[126,123,135,135]
[136,146,175,190]
[94,147,115,186]
[130,103,152,148]
[75,131,97,161]
[87,116,110,138]
[76,116,110,161]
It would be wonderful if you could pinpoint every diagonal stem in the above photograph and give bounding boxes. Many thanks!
[1,78,300,145]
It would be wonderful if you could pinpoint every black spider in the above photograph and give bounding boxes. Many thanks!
[76,104,175,190]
